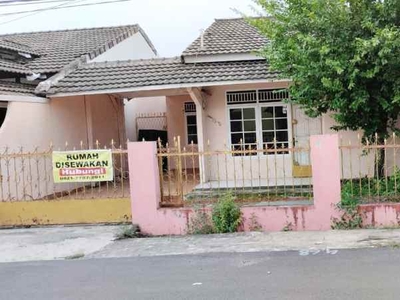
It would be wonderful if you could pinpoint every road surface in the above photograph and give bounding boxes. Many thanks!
[1,248,399,300]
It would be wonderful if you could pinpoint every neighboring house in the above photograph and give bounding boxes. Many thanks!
[0,24,164,151]
[42,18,368,185]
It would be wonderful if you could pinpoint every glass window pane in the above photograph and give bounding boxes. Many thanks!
[244,132,257,144]
[276,131,288,142]
[231,133,243,144]
[263,132,274,143]
[186,115,197,125]
[187,125,197,134]
[262,119,274,131]
[275,106,287,118]
[275,118,288,130]
[244,120,256,131]
[261,107,274,118]
[230,108,242,120]
[230,121,242,132]
[243,108,255,119]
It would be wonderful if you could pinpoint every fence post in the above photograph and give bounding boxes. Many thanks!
[310,134,341,213]
[128,142,161,229]
[127,141,189,235]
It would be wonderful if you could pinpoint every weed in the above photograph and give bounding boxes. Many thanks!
[332,204,363,230]
[187,207,215,235]
[248,213,263,232]
[65,252,85,260]
[388,242,400,249]
[341,168,400,205]
[115,225,144,240]
[212,192,242,233]
[282,222,293,232]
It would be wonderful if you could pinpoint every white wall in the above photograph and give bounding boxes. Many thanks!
[90,32,157,63]
[0,95,123,201]
[89,31,166,143]
[124,96,166,142]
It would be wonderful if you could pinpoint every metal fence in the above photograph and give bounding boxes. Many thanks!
[157,137,313,207]
[0,140,129,202]
[340,133,400,204]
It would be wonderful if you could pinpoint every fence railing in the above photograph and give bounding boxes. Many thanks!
[340,133,400,205]
[0,140,129,202]
[157,137,313,207]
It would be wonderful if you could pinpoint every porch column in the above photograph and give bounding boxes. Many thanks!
[84,95,94,149]
[187,87,207,183]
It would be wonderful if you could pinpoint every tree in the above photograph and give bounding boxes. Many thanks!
[250,0,400,142]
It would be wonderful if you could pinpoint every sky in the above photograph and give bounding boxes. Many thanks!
[0,0,257,57]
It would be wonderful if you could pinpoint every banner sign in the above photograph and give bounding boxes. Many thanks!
[52,149,113,183]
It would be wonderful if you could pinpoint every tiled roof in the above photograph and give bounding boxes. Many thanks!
[0,59,32,74]
[0,39,40,56]
[0,25,149,73]
[0,81,36,96]
[182,18,268,57]
[48,57,279,94]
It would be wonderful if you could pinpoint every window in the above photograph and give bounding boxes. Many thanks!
[227,90,290,155]
[261,105,289,151]
[0,102,7,128]
[229,107,257,151]
[184,102,198,144]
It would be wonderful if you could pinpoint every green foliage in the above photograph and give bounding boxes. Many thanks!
[282,222,293,232]
[251,0,400,139]
[332,204,363,230]
[212,192,242,233]
[115,225,144,240]
[248,213,263,231]
[188,208,215,235]
[341,168,400,205]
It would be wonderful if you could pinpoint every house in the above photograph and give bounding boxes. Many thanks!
[37,18,371,191]
[0,24,165,152]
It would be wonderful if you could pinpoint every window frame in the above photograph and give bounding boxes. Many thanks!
[184,111,198,145]
[225,89,292,157]
[0,101,8,129]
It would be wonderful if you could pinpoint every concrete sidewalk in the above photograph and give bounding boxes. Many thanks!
[90,229,400,259]
[0,225,123,263]
[2,226,400,263]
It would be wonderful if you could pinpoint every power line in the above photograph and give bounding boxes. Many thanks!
[0,0,131,16]
[0,0,71,7]
[0,0,80,25]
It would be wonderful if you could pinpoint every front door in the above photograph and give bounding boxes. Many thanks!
[292,106,322,177]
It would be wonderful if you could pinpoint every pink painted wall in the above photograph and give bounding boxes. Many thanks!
[360,204,400,227]
[128,134,342,235]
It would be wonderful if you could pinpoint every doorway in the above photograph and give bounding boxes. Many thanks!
[292,106,322,177]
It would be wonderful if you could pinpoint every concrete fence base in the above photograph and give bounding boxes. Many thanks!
[128,135,345,235]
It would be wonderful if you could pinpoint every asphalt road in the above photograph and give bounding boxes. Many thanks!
[1,248,400,300]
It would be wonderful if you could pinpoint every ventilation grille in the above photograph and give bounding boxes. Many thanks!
[184,102,196,113]
[226,91,257,105]
[259,89,289,102]
[227,89,289,105]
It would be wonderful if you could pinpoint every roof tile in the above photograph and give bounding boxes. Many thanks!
[48,57,279,94]
[0,25,141,73]
[0,59,32,75]
[0,81,36,96]
[182,18,268,57]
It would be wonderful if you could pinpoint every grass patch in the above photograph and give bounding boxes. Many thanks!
[115,225,145,240]
[341,169,400,205]
[65,252,85,260]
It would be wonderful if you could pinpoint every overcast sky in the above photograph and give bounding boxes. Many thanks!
[0,0,257,57]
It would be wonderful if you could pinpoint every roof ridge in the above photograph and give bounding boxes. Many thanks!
[84,56,180,67]
[0,24,139,38]
[214,16,263,21]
